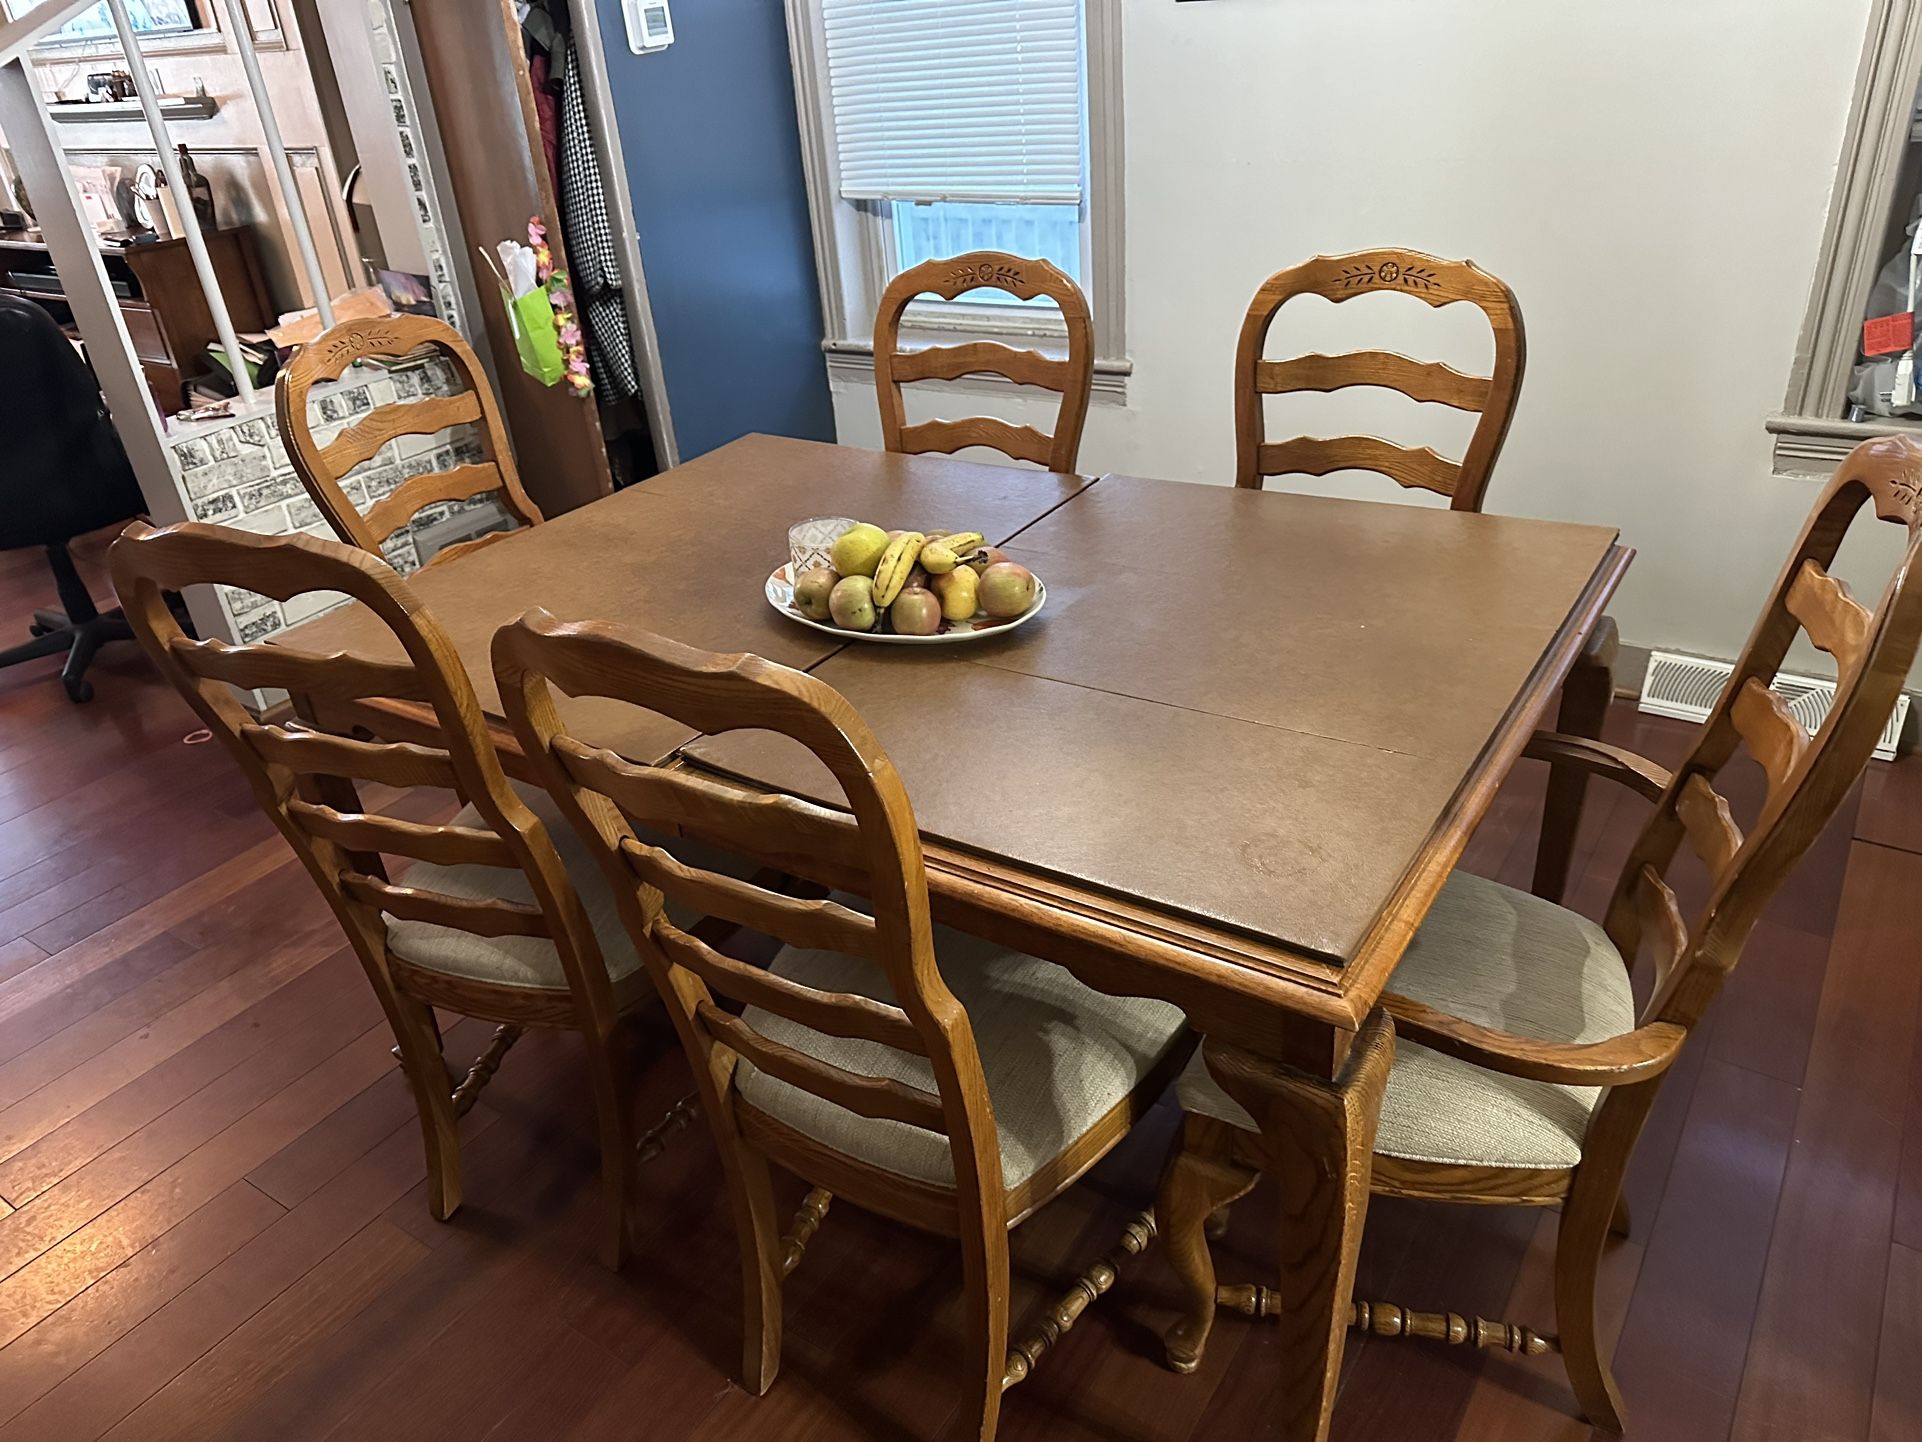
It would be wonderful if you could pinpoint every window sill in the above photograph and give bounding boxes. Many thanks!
[823,338,1131,402]
[1767,412,1922,478]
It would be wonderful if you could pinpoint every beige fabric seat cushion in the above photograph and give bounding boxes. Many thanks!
[738,920,1190,1191]
[1178,871,1635,1170]
[383,784,758,992]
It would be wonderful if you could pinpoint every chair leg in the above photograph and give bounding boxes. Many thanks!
[1156,1114,1261,1374]
[391,993,462,1221]
[1556,1169,1629,1433]
[1532,616,1618,904]
[954,1210,1011,1442]
[730,1147,787,1395]
[583,1021,641,1270]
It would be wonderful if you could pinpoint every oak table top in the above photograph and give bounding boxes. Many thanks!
[281,433,1627,1045]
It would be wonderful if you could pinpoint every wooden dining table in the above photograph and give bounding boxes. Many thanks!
[282,432,1630,1441]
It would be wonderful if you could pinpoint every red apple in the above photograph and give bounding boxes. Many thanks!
[977,562,1036,618]
[889,588,943,636]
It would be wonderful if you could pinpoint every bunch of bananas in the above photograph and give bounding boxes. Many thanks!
[871,530,985,607]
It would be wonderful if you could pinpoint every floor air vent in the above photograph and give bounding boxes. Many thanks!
[1639,650,1909,762]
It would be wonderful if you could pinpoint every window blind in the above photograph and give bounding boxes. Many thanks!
[820,0,1084,206]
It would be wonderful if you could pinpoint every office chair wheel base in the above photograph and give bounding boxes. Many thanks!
[63,675,93,704]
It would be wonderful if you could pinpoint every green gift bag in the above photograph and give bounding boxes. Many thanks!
[503,284,565,386]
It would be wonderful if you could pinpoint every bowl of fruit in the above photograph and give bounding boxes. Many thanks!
[766,521,1045,644]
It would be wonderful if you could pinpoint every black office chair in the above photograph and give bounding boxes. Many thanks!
[0,295,147,702]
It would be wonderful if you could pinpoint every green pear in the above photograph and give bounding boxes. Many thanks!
[830,523,889,578]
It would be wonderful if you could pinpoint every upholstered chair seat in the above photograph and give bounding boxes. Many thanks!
[1178,871,1634,1170]
[740,917,1190,1189]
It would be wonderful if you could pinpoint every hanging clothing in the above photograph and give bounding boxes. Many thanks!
[529,51,563,200]
[559,34,641,405]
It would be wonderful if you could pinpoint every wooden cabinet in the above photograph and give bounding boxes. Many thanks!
[0,225,272,412]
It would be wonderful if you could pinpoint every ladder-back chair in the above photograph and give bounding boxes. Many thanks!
[494,611,1191,1441]
[1234,247,1524,508]
[276,314,542,570]
[109,522,663,1267]
[1234,249,1604,902]
[874,251,1094,474]
[1158,433,1922,1432]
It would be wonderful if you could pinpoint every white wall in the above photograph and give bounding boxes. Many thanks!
[829,0,1901,679]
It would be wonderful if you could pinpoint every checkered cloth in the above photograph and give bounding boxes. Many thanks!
[560,35,641,405]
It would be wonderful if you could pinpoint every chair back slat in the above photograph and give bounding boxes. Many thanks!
[320,391,483,475]
[652,923,924,1052]
[1730,678,1810,803]
[286,801,518,870]
[342,872,548,939]
[172,636,430,703]
[110,522,615,1021]
[553,735,870,880]
[1635,866,1689,1012]
[1603,435,1922,1030]
[1786,560,1871,672]
[1255,436,1458,500]
[696,1001,949,1132]
[621,837,885,962]
[897,417,1054,469]
[275,315,544,570]
[495,610,1007,1226]
[1254,351,1493,411]
[242,724,462,791]
[1234,248,1525,509]
[891,340,1069,389]
[360,462,506,542]
[874,251,1094,474]
[1674,775,1743,881]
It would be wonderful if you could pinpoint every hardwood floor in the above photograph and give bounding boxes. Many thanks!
[0,542,1916,1440]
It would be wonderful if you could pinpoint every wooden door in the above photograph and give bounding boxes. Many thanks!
[404,0,613,515]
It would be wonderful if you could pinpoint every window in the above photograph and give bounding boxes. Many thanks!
[4,0,203,41]
[891,200,1081,308]
[785,0,1125,376]
[1774,3,1922,474]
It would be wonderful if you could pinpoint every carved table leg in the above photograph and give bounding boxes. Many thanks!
[1157,1115,1260,1373]
[1533,615,1618,904]
[1206,1012,1394,1442]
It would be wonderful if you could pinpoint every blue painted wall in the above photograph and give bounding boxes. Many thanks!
[591,0,835,461]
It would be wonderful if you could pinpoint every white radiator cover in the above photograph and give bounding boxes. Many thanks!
[1639,650,1910,763]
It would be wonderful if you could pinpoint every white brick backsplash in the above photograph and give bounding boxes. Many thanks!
[235,606,286,644]
[230,504,290,535]
[223,586,277,617]
[239,474,305,512]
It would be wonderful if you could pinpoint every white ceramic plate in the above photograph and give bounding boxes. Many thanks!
[765,562,1046,645]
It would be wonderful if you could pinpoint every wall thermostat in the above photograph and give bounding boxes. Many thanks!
[623,0,674,53]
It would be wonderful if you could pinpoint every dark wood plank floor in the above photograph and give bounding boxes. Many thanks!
[0,538,1916,1441]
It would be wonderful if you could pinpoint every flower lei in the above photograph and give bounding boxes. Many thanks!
[529,216,593,399]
